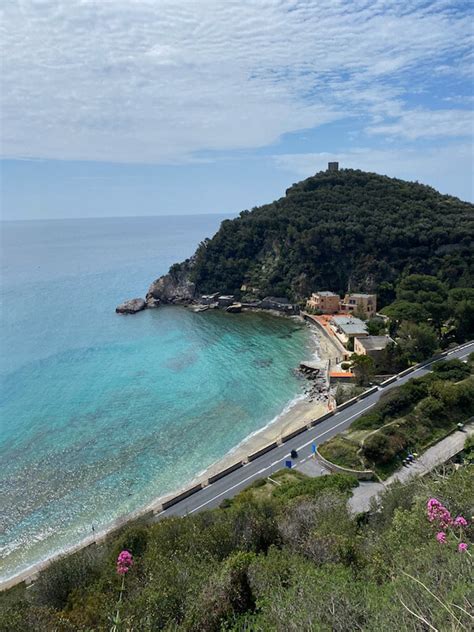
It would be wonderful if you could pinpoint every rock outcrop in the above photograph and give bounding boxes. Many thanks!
[116,298,147,314]
[146,272,195,306]
[226,303,242,313]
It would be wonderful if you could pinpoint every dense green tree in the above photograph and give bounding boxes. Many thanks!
[350,353,375,386]
[381,300,429,324]
[396,274,449,331]
[165,170,473,300]
[397,322,438,362]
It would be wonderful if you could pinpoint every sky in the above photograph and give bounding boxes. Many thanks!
[0,0,473,220]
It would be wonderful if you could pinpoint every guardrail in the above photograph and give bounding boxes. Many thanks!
[310,410,335,426]
[160,342,473,511]
[281,425,309,442]
[335,395,360,411]
[208,460,244,484]
[247,442,278,461]
[380,375,397,387]
[358,385,379,399]
[162,483,204,510]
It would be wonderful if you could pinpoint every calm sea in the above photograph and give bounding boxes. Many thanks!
[0,215,313,581]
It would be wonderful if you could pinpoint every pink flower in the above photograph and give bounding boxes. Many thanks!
[453,516,468,528]
[458,543,468,552]
[436,531,447,544]
[116,550,134,575]
[427,498,452,527]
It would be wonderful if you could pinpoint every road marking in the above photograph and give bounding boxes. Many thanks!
[165,345,474,519]
[184,402,378,514]
[296,402,376,451]
[187,468,273,513]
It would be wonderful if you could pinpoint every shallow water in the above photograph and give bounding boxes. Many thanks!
[0,216,313,580]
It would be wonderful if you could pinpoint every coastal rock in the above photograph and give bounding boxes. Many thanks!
[146,271,195,306]
[116,298,146,314]
[226,303,242,313]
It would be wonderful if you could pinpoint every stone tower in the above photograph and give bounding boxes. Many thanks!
[327,161,339,172]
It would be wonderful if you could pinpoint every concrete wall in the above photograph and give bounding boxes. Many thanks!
[208,461,244,484]
[248,442,278,461]
[162,483,204,510]
[316,448,374,480]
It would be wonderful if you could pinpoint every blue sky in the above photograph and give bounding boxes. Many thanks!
[1,0,473,220]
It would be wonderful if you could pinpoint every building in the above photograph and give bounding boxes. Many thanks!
[327,161,339,172]
[306,291,340,314]
[341,293,377,318]
[330,315,368,347]
[354,335,395,364]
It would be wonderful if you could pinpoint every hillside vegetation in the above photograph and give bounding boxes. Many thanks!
[320,357,474,477]
[174,169,473,302]
[2,462,472,631]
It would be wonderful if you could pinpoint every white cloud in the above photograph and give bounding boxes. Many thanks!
[272,143,474,201]
[367,109,474,140]
[1,0,473,163]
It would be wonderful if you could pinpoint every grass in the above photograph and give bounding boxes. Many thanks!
[318,436,364,470]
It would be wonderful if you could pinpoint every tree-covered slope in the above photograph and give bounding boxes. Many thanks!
[174,169,473,302]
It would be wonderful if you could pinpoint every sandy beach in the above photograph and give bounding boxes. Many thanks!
[1,319,336,592]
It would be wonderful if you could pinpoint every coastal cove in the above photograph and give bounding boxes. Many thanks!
[0,217,328,586]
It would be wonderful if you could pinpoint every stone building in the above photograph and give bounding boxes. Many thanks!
[340,293,377,318]
[306,291,340,314]
[354,335,395,366]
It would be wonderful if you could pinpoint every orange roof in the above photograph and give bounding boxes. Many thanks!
[329,371,353,378]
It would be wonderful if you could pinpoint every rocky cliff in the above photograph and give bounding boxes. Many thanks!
[145,267,196,306]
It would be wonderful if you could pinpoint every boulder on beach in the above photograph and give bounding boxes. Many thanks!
[226,303,242,313]
[116,298,147,314]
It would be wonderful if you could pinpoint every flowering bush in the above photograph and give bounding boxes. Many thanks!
[116,550,134,575]
[427,498,470,553]
[110,550,134,631]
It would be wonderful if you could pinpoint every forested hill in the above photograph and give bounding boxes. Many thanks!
[166,169,473,304]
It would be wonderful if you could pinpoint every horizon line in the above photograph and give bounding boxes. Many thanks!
[0,210,238,223]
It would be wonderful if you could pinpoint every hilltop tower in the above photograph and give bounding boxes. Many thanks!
[327,161,339,172]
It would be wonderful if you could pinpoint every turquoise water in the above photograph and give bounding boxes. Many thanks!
[0,216,313,581]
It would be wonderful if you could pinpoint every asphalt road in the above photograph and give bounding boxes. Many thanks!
[156,342,473,520]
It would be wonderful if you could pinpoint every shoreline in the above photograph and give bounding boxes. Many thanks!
[0,318,334,592]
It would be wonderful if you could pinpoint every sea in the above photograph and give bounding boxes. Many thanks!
[0,215,314,582]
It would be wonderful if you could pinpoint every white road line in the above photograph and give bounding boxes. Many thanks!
[188,468,272,513]
[296,402,375,451]
[166,346,474,518]
[186,402,377,514]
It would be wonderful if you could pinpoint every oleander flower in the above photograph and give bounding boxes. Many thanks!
[458,542,468,552]
[436,531,447,544]
[453,516,468,528]
[116,550,134,575]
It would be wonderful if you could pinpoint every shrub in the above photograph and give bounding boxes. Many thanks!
[273,473,358,501]
[363,433,394,464]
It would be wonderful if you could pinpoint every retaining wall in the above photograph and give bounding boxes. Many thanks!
[380,375,397,387]
[302,312,347,362]
[316,448,374,481]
